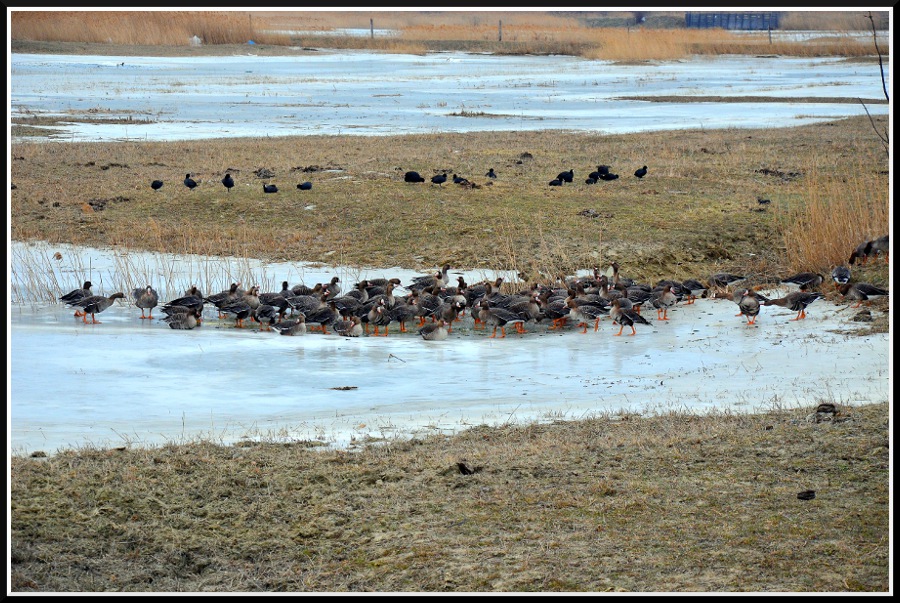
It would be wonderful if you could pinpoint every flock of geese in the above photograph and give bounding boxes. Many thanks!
[57,235,889,340]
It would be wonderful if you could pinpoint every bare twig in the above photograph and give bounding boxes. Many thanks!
[862,11,889,155]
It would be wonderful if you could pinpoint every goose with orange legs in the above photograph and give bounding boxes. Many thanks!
[72,292,126,324]
[609,298,650,336]
[763,291,824,321]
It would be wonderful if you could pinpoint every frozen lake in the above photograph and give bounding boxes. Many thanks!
[9,50,890,142]
[8,242,891,456]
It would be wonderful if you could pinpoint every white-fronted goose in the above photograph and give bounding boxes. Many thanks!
[132,285,159,319]
[72,292,125,324]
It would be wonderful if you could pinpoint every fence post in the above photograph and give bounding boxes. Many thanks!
[498,20,502,42]
[370,18,374,39]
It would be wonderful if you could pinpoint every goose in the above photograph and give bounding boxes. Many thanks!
[252,304,280,331]
[830,266,851,290]
[163,307,202,330]
[864,234,889,264]
[305,301,340,334]
[271,314,307,336]
[477,298,526,338]
[221,300,254,328]
[848,240,871,265]
[609,298,650,336]
[565,297,608,333]
[221,172,234,192]
[419,319,449,341]
[59,281,93,317]
[781,272,824,291]
[387,301,418,334]
[163,292,204,315]
[204,283,243,318]
[132,285,159,319]
[681,279,708,304]
[763,291,825,321]
[72,292,125,324]
[735,289,761,325]
[366,300,393,336]
[332,313,364,338]
[708,272,745,290]
[650,285,678,321]
[183,173,198,190]
[837,282,889,308]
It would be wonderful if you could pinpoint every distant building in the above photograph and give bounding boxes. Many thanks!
[685,12,780,30]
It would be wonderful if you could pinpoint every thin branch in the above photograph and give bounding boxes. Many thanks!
[858,98,889,148]
[866,12,888,102]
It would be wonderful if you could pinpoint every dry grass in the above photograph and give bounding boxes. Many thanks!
[10,402,889,592]
[778,159,889,273]
[10,10,890,59]
[10,116,890,291]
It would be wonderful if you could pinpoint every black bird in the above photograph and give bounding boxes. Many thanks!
[221,173,234,192]
[431,173,447,186]
[263,183,278,193]
[404,171,425,183]
[485,168,497,179]
[584,177,597,185]
[183,173,198,190]
[634,165,648,179]
[548,178,563,187]
[757,196,771,206]
[556,169,574,183]
[589,165,610,180]
[598,172,619,181]
[150,179,164,192]
[452,174,470,185]
[297,181,313,190]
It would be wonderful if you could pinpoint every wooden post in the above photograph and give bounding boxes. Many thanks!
[498,20,502,42]
[370,18,374,39]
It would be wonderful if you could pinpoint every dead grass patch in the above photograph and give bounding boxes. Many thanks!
[10,402,889,592]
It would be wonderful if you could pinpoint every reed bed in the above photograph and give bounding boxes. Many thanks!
[10,10,888,59]
[11,10,289,46]
[777,159,890,274]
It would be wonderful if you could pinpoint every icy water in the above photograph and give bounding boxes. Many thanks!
[9,50,890,142]
[8,242,891,456]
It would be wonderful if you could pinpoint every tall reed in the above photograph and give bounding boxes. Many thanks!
[775,159,889,272]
